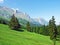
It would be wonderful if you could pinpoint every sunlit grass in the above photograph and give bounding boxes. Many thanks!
[0,24,60,45]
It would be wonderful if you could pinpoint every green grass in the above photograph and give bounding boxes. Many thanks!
[0,24,60,45]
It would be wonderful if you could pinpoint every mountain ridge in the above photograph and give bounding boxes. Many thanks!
[0,6,48,26]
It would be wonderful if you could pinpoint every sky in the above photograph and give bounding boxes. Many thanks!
[0,0,60,24]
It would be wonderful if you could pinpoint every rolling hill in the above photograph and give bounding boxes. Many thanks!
[0,24,60,45]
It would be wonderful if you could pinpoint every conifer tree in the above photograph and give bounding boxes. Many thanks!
[37,26,40,34]
[9,14,21,30]
[26,22,31,32]
[48,16,58,45]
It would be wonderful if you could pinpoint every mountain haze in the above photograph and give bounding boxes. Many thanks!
[0,6,48,26]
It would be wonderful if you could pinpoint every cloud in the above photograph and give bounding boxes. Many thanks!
[16,8,19,10]
[12,8,19,10]
[0,0,4,3]
[12,8,19,11]
[12,8,19,13]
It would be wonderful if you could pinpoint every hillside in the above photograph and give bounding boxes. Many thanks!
[0,24,60,45]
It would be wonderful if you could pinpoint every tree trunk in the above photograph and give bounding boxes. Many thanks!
[53,39,56,45]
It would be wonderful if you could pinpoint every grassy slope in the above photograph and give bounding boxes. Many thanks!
[0,24,60,45]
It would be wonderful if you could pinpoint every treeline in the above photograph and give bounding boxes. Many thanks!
[26,22,49,36]
[0,17,9,25]
[26,16,58,45]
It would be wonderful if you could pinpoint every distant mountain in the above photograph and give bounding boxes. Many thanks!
[33,18,48,25]
[0,6,48,26]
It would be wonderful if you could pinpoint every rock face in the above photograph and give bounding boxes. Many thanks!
[0,6,48,26]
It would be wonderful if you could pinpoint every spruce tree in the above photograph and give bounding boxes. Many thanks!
[57,25,60,35]
[37,26,40,34]
[26,22,31,32]
[9,14,21,30]
[49,16,58,45]
[42,25,49,35]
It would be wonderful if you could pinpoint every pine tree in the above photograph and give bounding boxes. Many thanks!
[37,26,40,34]
[49,19,53,39]
[42,25,49,35]
[0,18,1,23]
[48,16,58,45]
[57,25,60,35]
[9,14,21,30]
[26,22,31,32]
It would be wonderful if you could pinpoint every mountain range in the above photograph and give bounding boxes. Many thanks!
[0,6,48,26]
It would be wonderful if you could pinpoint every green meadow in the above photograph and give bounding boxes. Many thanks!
[0,24,60,45]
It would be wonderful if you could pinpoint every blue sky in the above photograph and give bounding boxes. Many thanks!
[0,0,60,24]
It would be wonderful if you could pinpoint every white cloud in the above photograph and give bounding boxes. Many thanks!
[12,8,19,10]
[12,8,16,11]
[16,8,19,10]
[0,0,4,3]
[12,8,19,13]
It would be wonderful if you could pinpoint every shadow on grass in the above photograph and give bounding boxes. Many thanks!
[56,38,60,41]
[12,29,24,32]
